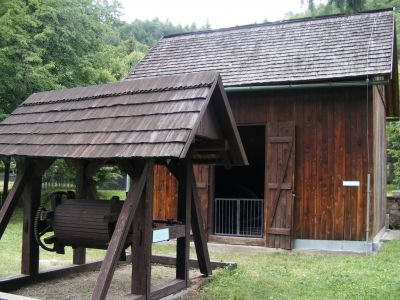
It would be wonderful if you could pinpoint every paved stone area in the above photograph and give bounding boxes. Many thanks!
[380,229,400,242]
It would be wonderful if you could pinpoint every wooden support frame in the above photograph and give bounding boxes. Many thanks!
[91,160,150,300]
[21,159,54,276]
[176,158,192,286]
[0,255,235,293]
[0,158,53,240]
[1,157,10,206]
[189,167,212,276]
[131,159,154,297]
[165,159,212,277]
[21,174,42,276]
[0,156,212,299]
[0,164,32,240]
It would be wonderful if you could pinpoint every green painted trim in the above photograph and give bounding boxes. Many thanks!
[225,80,390,93]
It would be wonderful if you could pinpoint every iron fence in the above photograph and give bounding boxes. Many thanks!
[214,198,263,237]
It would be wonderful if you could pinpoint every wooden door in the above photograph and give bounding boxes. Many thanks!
[265,122,295,249]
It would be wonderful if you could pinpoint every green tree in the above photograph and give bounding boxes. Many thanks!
[304,0,366,12]
[0,0,129,116]
[0,0,204,188]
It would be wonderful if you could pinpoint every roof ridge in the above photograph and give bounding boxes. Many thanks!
[163,8,394,39]
[23,83,211,106]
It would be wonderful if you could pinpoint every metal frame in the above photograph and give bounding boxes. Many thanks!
[214,197,264,238]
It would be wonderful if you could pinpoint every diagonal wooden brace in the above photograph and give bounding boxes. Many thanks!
[189,167,212,277]
[91,160,150,300]
[0,158,53,240]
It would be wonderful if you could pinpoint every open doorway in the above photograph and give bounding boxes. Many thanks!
[214,125,265,237]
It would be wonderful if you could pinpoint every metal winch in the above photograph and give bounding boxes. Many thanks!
[34,191,130,253]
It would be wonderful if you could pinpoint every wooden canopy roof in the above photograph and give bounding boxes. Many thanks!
[0,71,247,166]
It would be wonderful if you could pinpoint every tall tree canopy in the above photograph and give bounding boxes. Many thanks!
[0,0,201,120]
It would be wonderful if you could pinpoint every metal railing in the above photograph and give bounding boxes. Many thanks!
[214,198,263,237]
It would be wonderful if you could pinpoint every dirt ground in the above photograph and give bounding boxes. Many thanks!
[11,264,202,300]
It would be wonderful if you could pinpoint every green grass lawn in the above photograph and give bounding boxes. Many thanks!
[198,241,400,300]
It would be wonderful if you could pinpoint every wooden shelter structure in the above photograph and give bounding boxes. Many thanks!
[128,9,399,251]
[0,71,247,299]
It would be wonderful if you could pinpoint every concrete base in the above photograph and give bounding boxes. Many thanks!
[293,239,373,253]
[294,226,388,253]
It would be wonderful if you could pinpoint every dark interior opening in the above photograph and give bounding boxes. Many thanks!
[215,125,265,199]
[214,125,265,237]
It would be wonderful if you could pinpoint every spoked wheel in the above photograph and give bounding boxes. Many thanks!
[34,191,71,252]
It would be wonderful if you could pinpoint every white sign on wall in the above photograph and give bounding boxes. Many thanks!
[343,181,360,187]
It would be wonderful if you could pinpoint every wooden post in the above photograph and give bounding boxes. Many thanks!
[21,175,42,275]
[189,166,212,276]
[131,159,154,297]
[20,159,53,276]
[91,160,149,300]
[176,157,192,286]
[2,157,10,206]
[73,160,87,265]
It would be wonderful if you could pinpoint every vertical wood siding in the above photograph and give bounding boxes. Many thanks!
[152,165,210,229]
[229,87,376,241]
[372,85,387,237]
[153,165,178,220]
[151,86,385,243]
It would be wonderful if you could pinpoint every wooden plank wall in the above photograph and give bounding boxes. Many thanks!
[372,85,387,237]
[152,165,209,230]
[153,165,178,220]
[228,87,376,241]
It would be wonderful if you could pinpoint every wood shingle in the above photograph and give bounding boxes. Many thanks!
[0,71,246,164]
[127,10,395,86]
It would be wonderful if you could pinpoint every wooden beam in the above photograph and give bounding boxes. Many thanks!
[0,260,104,292]
[20,158,54,276]
[0,254,236,293]
[1,157,10,205]
[189,166,212,277]
[91,160,149,300]
[21,175,41,276]
[131,159,154,296]
[156,224,185,239]
[132,279,186,300]
[73,160,87,265]
[0,158,53,241]
[176,158,192,287]
[267,227,291,236]
[150,255,236,270]
[191,139,229,152]
[208,235,266,246]
[0,162,33,240]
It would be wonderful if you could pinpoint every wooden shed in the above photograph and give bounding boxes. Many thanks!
[127,9,399,251]
[0,71,246,298]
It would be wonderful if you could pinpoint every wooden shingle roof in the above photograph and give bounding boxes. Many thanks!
[127,10,396,86]
[0,71,247,165]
